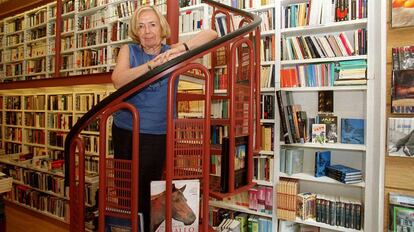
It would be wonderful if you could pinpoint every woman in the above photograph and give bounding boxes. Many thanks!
[111,5,217,231]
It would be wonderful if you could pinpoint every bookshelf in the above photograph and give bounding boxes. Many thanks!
[204,0,278,230]
[0,84,113,223]
[273,0,382,231]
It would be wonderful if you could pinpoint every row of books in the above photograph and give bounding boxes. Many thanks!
[277,177,363,230]
[260,64,275,89]
[5,127,22,142]
[25,129,46,145]
[280,63,336,88]
[277,90,365,144]
[260,94,274,120]
[210,208,273,232]
[282,0,367,29]
[281,29,367,61]
[297,193,363,230]
[25,113,45,128]
[248,185,273,214]
[5,112,22,126]
[253,155,274,182]
[179,9,204,34]
[8,184,69,220]
[8,166,65,197]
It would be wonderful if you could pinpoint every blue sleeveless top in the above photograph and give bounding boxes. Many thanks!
[113,43,171,134]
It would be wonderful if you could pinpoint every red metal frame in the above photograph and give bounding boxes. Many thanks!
[67,1,262,231]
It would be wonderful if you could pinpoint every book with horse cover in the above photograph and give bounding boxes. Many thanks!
[150,179,200,232]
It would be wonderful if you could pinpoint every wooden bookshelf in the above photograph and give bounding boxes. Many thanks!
[383,0,414,231]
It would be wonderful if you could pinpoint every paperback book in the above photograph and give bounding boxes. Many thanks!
[312,124,326,143]
[388,117,414,157]
[150,179,200,232]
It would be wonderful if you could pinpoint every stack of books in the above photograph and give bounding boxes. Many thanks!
[325,164,363,184]
[334,60,367,86]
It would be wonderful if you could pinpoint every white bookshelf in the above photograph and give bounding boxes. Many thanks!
[274,0,381,231]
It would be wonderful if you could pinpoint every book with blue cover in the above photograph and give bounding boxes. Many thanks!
[341,118,365,144]
[326,164,361,176]
[314,151,331,177]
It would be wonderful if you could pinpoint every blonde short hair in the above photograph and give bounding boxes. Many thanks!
[128,5,171,44]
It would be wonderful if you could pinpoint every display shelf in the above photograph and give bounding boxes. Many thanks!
[279,172,365,188]
[281,142,366,151]
[253,179,273,187]
[0,158,64,177]
[294,218,364,232]
[281,85,368,92]
[281,18,368,36]
[281,55,368,65]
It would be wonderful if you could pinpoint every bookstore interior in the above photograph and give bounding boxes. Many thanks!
[0,0,411,231]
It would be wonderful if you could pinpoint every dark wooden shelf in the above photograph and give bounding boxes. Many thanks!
[0,73,112,91]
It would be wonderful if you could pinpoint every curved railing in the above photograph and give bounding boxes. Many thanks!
[65,0,262,231]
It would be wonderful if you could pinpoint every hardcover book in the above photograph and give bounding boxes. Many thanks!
[388,117,414,157]
[318,114,338,143]
[314,151,331,177]
[318,90,334,113]
[341,118,365,144]
[150,179,200,232]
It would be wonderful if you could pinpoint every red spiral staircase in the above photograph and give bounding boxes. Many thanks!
[64,0,262,231]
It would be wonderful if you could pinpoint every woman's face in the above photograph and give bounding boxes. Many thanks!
[137,9,162,49]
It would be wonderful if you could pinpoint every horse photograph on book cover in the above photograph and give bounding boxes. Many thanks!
[150,180,200,232]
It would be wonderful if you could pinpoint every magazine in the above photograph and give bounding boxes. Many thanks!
[150,179,200,232]
[388,117,414,157]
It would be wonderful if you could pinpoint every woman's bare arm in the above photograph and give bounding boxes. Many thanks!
[111,45,164,89]
[112,29,218,89]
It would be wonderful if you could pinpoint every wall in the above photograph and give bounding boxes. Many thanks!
[384,0,414,231]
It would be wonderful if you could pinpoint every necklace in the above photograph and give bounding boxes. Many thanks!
[141,44,162,55]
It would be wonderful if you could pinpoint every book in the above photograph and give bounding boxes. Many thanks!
[391,69,414,114]
[317,114,338,143]
[221,136,249,192]
[314,151,331,177]
[312,124,326,143]
[341,118,365,144]
[150,179,200,232]
[285,149,304,175]
[388,117,414,157]
[325,164,361,176]
[318,90,333,113]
